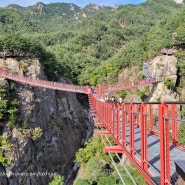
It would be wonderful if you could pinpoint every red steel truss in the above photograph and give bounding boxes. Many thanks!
[0,67,89,94]
[1,66,185,184]
[95,78,157,97]
[89,92,185,185]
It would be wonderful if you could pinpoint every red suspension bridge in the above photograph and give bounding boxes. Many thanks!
[0,67,185,185]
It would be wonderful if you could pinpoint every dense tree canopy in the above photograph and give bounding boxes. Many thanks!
[1,0,185,183]
[0,0,184,86]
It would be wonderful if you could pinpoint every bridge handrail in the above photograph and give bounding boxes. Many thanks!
[89,91,185,185]
[1,66,185,184]
[95,78,157,96]
[0,67,160,96]
[0,67,89,94]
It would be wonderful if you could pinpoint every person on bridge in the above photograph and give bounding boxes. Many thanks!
[167,48,173,55]
[100,97,105,102]
[143,61,151,82]
[104,95,109,102]
[119,97,123,105]
[109,96,117,104]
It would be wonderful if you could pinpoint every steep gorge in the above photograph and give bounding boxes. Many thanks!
[0,58,90,185]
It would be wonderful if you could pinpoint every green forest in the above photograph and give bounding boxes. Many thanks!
[0,0,185,88]
[1,0,185,184]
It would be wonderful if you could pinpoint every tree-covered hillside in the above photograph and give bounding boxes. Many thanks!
[1,0,185,184]
[6,2,112,32]
[0,0,184,86]
[0,8,41,34]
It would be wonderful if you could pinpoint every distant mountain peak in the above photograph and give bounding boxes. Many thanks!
[81,3,112,17]
[69,3,76,11]
[35,2,45,6]
[31,2,46,15]
[7,4,23,9]
[84,3,110,9]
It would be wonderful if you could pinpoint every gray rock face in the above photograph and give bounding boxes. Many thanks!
[118,55,180,102]
[149,55,177,82]
[148,55,179,102]
[173,0,183,4]
[0,58,89,185]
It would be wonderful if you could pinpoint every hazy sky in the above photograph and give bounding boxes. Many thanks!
[0,0,147,7]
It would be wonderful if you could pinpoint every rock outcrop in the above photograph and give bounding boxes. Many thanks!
[148,55,179,102]
[0,58,90,185]
[173,0,184,4]
[118,55,180,102]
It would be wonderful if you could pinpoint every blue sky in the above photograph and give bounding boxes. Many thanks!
[0,0,146,8]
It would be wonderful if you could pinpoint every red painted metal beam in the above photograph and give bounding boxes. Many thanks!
[104,145,124,153]
[97,130,111,135]
[94,123,105,127]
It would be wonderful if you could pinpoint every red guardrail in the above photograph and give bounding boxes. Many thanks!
[1,66,185,184]
[89,91,185,185]
[95,78,157,96]
[0,67,88,94]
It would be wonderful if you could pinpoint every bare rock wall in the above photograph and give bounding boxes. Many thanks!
[0,58,89,185]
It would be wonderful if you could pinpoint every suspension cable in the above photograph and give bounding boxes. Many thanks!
[99,132,126,185]
[97,126,137,185]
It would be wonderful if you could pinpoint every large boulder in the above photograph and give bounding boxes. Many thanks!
[148,55,179,102]
[117,55,179,102]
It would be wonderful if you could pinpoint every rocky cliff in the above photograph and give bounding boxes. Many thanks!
[148,55,179,102]
[0,58,90,185]
[118,55,181,102]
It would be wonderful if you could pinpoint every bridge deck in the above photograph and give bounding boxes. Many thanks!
[125,124,185,181]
